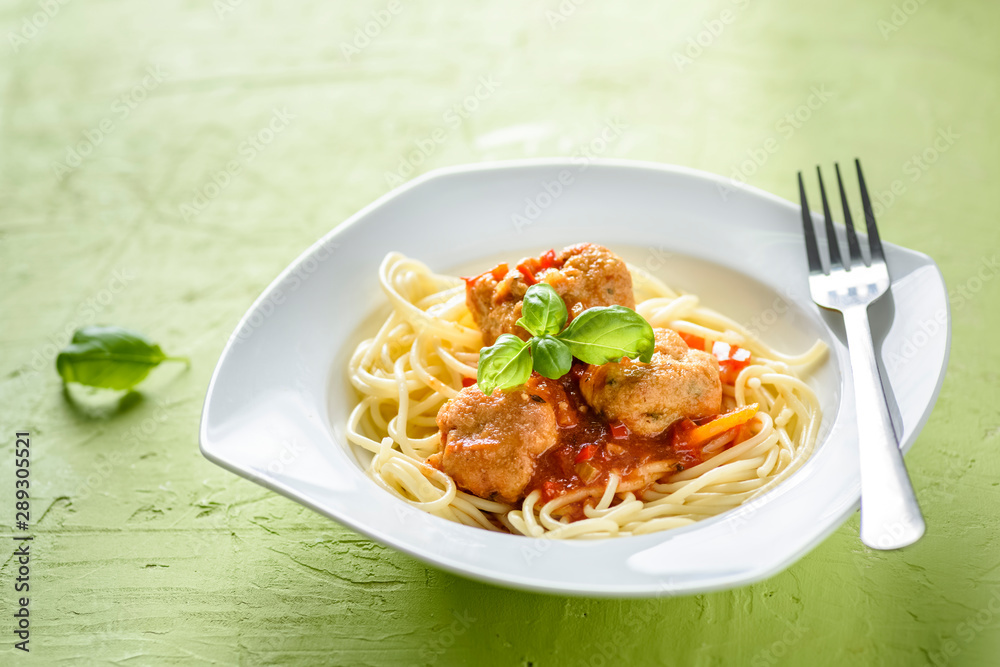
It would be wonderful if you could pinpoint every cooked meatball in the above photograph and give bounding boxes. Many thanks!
[579,328,721,436]
[465,275,529,347]
[466,243,635,345]
[433,376,566,503]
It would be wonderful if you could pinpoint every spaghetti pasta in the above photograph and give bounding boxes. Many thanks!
[346,251,826,539]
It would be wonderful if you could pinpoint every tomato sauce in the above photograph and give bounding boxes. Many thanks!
[524,364,702,510]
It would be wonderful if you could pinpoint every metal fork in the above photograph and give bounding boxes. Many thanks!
[798,160,925,550]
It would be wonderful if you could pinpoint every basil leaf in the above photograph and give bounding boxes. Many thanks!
[556,306,655,365]
[476,334,532,395]
[515,283,567,337]
[56,326,188,391]
[530,335,572,380]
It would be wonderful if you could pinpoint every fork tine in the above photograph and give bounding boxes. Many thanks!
[835,163,864,267]
[816,166,844,270]
[798,171,822,273]
[855,159,885,262]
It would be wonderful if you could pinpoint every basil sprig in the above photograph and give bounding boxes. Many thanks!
[56,325,189,391]
[530,335,573,379]
[556,305,657,365]
[476,284,654,395]
[515,283,567,336]
[476,334,533,394]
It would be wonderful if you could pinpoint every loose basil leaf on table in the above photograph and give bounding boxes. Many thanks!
[515,283,567,337]
[556,305,656,365]
[56,325,188,391]
[476,334,532,396]
[530,335,573,380]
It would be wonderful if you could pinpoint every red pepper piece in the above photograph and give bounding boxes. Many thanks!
[461,262,509,286]
[575,444,599,463]
[678,331,706,351]
[609,421,630,439]
[538,249,558,270]
[712,341,752,385]
[516,261,537,285]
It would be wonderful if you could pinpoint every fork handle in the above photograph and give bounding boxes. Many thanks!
[843,305,926,549]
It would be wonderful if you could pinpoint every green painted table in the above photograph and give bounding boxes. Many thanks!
[2,1,998,664]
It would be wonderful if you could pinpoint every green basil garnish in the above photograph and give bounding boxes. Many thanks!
[475,284,655,393]
[56,326,189,391]
[476,334,532,395]
[515,283,567,337]
[530,335,573,380]
[556,305,655,365]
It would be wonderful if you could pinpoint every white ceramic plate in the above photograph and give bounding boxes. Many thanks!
[199,159,950,597]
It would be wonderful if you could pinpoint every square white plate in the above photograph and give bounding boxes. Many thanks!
[199,159,949,597]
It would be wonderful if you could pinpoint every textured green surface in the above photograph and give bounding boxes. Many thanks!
[2,1,999,665]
